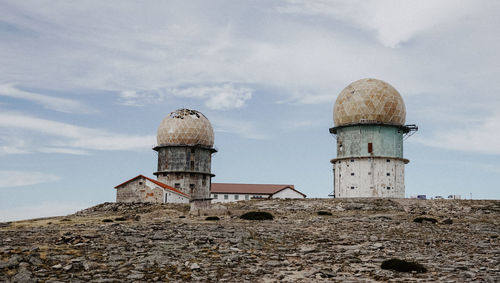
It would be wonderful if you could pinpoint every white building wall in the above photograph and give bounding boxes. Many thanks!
[271,188,305,199]
[211,193,266,203]
[144,179,189,204]
[334,158,405,198]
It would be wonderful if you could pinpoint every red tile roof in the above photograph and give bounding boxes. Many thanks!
[114,175,189,197]
[211,183,306,197]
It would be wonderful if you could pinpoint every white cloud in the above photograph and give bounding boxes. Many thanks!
[212,117,269,140]
[171,84,252,110]
[118,84,253,110]
[0,83,94,114]
[278,0,477,48]
[414,112,500,155]
[0,201,91,222]
[0,112,155,154]
[0,170,60,188]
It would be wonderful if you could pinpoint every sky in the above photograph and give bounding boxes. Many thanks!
[1,0,499,221]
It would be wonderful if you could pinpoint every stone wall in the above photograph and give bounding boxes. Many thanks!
[116,177,163,203]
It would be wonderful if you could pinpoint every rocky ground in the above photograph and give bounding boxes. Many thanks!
[0,198,499,282]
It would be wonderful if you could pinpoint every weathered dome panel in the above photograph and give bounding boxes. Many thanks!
[334,78,406,126]
[157,108,214,147]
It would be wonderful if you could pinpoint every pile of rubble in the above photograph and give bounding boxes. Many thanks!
[0,199,498,282]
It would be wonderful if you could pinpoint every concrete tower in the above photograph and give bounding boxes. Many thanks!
[330,78,417,198]
[154,108,216,209]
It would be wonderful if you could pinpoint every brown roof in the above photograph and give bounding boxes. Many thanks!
[211,183,306,197]
[114,175,189,197]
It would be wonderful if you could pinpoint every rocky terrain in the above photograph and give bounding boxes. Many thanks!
[0,198,499,282]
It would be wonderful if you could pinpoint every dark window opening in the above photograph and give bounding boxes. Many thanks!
[189,184,195,194]
[174,183,180,188]
[234,195,239,200]
[138,181,143,185]
[386,159,390,162]
[368,172,371,175]
[224,194,229,200]
[368,142,373,153]
[350,159,354,162]
[387,187,390,190]
[202,175,206,180]
[351,173,354,176]
[387,173,390,176]
[191,148,195,153]
[351,186,355,190]
[190,161,195,170]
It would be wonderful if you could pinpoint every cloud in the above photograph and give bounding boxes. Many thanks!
[0,201,90,222]
[118,84,253,110]
[0,112,155,154]
[0,170,60,188]
[171,84,253,110]
[277,0,477,48]
[413,112,500,155]
[212,117,269,140]
[0,83,94,114]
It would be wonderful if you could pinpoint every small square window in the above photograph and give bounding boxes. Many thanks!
[213,194,218,199]
[224,194,228,200]
[351,173,355,176]
[234,195,239,200]
[191,148,195,153]
[351,159,354,162]
[351,186,355,190]
[387,173,390,176]
[138,181,143,185]
[386,159,390,162]
[387,187,391,190]
[174,183,180,188]
[245,195,249,200]
[368,172,371,175]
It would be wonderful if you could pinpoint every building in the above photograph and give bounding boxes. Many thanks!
[329,78,417,198]
[211,183,306,203]
[153,108,216,209]
[115,108,216,207]
[115,175,189,203]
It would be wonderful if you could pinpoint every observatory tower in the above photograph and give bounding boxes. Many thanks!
[330,78,417,198]
[154,108,216,209]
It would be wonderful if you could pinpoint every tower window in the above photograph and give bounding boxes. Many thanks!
[387,187,390,190]
[174,183,180,188]
[190,161,194,170]
[350,159,354,162]
[191,148,195,153]
[351,173,354,176]
[386,159,390,162]
[387,173,390,176]
[368,172,371,175]
[351,186,355,189]
[202,175,206,180]
[368,143,373,153]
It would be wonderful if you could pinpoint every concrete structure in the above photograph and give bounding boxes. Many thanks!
[153,108,216,210]
[211,183,306,203]
[115,175,189,203]
[330,78,417,198]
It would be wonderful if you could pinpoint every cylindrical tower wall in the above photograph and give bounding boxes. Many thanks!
[335,125,404,158]
[156,146,212,174]
[154,146,213,200]
[333,157,405,198]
